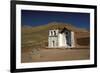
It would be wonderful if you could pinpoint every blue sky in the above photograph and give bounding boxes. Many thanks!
[21,10,90,30]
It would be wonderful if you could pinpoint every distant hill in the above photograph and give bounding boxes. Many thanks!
[21,22,89,49]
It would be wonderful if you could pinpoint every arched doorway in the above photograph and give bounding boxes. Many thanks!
[52,40,55,47]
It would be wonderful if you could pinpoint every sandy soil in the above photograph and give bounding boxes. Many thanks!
[21,48,90,63]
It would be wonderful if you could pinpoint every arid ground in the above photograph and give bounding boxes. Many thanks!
[21,48,90,63]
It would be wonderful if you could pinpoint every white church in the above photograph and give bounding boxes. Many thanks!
[48,28,75,48]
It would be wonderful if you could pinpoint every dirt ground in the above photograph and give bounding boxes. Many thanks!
[21,48,90,63]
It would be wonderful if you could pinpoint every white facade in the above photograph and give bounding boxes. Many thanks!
[48,29,75,48]
[48,30,59,48]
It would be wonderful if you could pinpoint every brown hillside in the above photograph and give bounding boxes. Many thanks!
[21,22,90,49]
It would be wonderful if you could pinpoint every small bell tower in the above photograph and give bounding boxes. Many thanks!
[48,30,59,48]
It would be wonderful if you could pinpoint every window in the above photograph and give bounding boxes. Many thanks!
[54,31,56,36]
[51,31,53,36]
